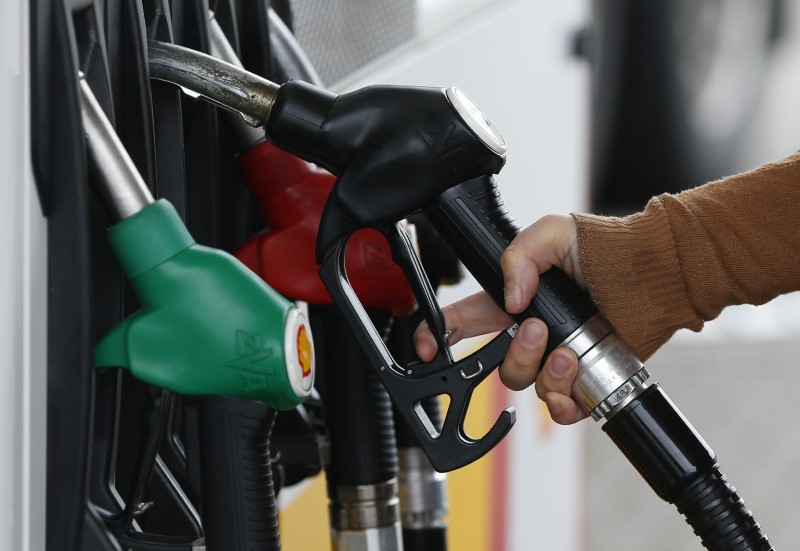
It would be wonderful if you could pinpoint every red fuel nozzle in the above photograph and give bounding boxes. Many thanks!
[235,142,416,316]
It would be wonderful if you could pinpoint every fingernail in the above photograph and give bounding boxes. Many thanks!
[550,354,570,378]
[505,282,522,309]
[547,397,561,416]
[520,321,544,349]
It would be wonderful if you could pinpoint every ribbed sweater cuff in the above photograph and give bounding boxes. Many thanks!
[572,199,703,360]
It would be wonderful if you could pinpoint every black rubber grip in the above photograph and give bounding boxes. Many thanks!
[423,175,597,353]
[604,386,773,551]
[198,397,281,551]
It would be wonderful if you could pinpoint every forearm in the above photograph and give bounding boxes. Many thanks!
[573,151,800,360]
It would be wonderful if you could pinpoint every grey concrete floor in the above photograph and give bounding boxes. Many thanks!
[587,2,800,549]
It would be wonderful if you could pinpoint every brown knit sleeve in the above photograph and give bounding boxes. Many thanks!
[572,151,800,360]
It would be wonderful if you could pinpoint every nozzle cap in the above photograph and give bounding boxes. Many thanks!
[107,199,194,279]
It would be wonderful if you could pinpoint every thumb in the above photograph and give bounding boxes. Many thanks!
[500,214,581,314]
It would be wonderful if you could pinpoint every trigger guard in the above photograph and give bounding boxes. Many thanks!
[318,227,518,472]
[378,224,454,366]
[395,327,517,472]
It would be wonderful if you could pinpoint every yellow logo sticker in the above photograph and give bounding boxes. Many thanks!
[297,325,312,378]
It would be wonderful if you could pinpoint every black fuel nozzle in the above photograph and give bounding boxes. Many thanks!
[265,82,521,473]
[264,79,773,549]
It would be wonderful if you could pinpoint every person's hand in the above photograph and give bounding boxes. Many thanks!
[414,214,588,425]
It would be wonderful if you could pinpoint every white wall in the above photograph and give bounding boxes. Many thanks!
[0,0,48,550]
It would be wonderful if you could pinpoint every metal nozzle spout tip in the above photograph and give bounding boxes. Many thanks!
[79,77,154,222]
[147,40,280,128]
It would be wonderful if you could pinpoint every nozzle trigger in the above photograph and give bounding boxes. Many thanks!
[318,222,516,472]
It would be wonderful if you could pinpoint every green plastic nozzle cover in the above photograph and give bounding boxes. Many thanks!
[94,199,314,410]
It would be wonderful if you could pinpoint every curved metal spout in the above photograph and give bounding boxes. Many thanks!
[79,78,154,221]
[147,40,280,128]
[207,12,268,149]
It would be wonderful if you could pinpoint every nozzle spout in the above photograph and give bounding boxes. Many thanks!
[79,78,154,221]
[207,12,268,149]
[147,40,280,128]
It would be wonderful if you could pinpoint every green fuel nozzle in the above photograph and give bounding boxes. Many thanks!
[93,200,314,409]
[80,77,314,410]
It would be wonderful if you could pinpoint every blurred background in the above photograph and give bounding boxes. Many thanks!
[280,0,800,549]
[586,1,800,550]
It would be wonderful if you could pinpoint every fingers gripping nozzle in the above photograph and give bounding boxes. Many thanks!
[80,78,314,410]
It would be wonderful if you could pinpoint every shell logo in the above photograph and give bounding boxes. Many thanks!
[297,325,313,378]
[284,308,314,397]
